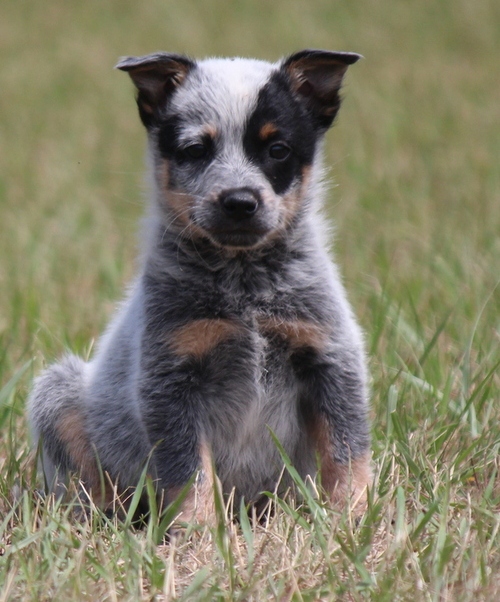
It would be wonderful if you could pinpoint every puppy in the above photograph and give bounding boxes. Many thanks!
[28,50,371,521]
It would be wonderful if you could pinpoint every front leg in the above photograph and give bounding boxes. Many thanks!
[139,365,216,524]
[138,315,247,523]
[293,345,372,509]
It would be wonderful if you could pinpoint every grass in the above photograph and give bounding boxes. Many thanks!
[1,0,500,599]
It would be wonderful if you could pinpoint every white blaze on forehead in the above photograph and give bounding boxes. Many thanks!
[169,58,276,134]
[199,57,275,98]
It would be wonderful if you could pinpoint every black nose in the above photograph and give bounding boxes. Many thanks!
[220,189,260,221]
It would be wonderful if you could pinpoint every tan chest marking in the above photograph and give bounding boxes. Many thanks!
[257,315,329,351]
[170,315,329,358]
[169,318,244,358]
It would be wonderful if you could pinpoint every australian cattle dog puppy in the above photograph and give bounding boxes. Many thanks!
[28,49,371,521]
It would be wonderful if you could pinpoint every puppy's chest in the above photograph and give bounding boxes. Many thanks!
[204,313,306,486]
[159,277,329,489]
[192,305,326,460]
[167,274,330,401]
[170,267,328,357]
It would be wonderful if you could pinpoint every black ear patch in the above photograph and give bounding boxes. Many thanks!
[116,53,195,128]
[282,49,362,130]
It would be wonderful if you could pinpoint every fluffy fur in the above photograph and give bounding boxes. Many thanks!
[28,49,371,520]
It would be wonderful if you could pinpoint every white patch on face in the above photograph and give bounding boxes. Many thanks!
[163,58,278,196]
[168,58,275,139]
[199,58,275,101]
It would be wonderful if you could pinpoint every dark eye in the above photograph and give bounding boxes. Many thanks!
[183,143,208,160]
[269,142,291,161]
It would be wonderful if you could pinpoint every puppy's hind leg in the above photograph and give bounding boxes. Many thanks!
[27,355,100,501]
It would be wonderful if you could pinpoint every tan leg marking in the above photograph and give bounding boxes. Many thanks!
[167,440,216,526]
[57,409,113,505]
[310,414,372,510]
[257,316,329,351]
[169,318,244,358]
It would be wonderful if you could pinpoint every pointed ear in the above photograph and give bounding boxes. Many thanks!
[116,52,195,128]
[282,49,362,130]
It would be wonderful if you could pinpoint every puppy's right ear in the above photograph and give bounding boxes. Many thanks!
[116,53,195,128]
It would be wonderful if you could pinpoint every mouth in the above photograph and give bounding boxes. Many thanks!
[206,225,271,248]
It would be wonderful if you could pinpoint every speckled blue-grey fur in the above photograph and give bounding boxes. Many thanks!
[28,49,371,511]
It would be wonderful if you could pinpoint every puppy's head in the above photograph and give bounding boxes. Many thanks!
[117,50,360,249]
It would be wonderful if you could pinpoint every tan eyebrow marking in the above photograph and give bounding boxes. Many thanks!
[202,123,217,139]
[259,122,279,140]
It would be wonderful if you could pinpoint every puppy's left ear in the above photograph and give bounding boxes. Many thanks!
[116,53,195,128]
[282,49,362,130]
